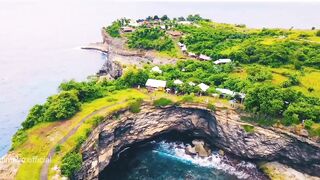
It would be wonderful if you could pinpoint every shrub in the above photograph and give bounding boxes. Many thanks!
[61,152,82,178]
[242,124,254,133]
[106,21,121,38]
[91,116,104,127]
[308,87,315,92]
[153,98,173,107]
[55,145,61,153]
[11,129,28,150]
[180,95,194,103]
[129,98,143,113]
[282,74,300,87]
[309,126,320,137]
[304,119,314,130]
[22,90,81,129]
[59,80,104,102]
[247,66,272,82]
[75,136,86,151]
[316,30,320,37]
[282,113,300,126]
[127,27,174,51]
[207,103,216,111]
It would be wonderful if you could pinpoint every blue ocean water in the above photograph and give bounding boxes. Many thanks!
[100,140,267,180]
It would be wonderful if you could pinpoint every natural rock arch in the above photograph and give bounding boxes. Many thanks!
[76,105,320,179]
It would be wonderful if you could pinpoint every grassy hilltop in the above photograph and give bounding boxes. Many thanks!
[8,14,320,179]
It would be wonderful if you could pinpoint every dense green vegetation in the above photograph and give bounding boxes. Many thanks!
[61,152,82,178]
[245,84,320,125]
[22,90,81,129]
[174,19,320,68]
[11,129,27,150]
[12,16,320,176]
[59,80,105,102]
[105,21,121,38]
[230,41,320,67]
[129,98,143,113]
[128,27,174,51]
[153,98,173,107]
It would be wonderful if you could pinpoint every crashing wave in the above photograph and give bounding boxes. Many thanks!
[156,141,258,179]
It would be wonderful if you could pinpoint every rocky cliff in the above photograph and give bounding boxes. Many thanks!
[76,105,320,180]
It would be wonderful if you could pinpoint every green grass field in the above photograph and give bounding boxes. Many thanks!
[14,89,148,180]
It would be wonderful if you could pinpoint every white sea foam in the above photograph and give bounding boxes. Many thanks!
[156,141,258,179]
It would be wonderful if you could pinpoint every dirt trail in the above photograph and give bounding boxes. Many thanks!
[40,101,126,180]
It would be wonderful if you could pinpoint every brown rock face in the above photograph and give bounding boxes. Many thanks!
[76,105,320,180]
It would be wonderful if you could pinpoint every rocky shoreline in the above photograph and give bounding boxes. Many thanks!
[83,28,178,79]
[76,104,320,179]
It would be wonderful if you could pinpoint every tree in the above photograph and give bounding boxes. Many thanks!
[282,74,300,88]
[22,104,45,129]
[316,30,320,37]
[177,16,185,21]
[186,14,203,22]
[127,27,174,51]
[61,152,82,178]
[245,84,284,116]
[59,80,104,102]
[247,65,272,82]
[106,20,121,38]
[146,16,153,21]
[160,15,169,21]
[120,69,149,87]
[43,90,81,121]
[21,90,81,129]
[153,15,160,20]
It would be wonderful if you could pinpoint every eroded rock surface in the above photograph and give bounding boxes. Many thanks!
[76,105,320,180]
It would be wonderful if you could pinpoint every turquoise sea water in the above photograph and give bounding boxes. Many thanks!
[100,140,267,180]
[0,0,319,157]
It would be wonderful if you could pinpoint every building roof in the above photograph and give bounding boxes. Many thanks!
[199,54,212,61]
[188,82,196,86]
[216,88,235,96]
[188,52,197,57]
[174,79,183,85]
[151,66,162,74]
[198,83,210,92]
[214,59,232,65]
[177,42,185,47]
[216,88,246,99]
[181,45,187,52]
[178,21,192,25]
[146,79,167,88]
[167,31,182,36]
[129,21,140,27]
[121,26,134,32]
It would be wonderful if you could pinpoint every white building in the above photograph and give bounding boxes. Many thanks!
[151,66,162,74]
[177,42,184,47]
[214,59,232,65]
[121,26,134,32]
[174,79,183,85]
[188,52,197,58]
[216,88,246,103]
[181,45,187,52]
[178,21,192,25]
[188,82,196,86]
[129,21,140,27]
[216,88,235,96]
[146,79,167,89]
[198,83,210,92]
[199,54,212,61]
